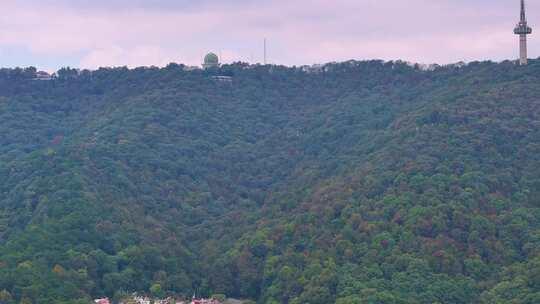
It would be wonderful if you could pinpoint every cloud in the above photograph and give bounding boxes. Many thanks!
[0,0,536,70]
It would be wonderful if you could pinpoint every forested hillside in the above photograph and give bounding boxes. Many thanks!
[0,60,539,304]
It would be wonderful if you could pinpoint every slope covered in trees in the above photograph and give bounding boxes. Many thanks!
[0,60,539,304]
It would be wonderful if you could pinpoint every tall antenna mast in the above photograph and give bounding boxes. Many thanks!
[264,38,267,65]
[514,0,533,65]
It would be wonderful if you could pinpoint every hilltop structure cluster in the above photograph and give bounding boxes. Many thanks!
[21,0,537,82]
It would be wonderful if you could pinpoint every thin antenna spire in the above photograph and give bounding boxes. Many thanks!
[264,38,267,65]
[521,0,526,22]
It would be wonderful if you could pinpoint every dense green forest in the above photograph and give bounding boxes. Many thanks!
[0,59,539,304]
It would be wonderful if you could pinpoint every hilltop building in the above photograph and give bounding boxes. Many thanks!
[202,52,220,69]
[514,0,533,65]
[33,71,54,81]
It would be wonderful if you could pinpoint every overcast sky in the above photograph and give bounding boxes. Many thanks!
[0,0,537,71]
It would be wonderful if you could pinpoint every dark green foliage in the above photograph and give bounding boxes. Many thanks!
[0,59,540,303]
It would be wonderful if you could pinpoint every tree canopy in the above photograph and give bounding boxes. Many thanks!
[0,59,539,303]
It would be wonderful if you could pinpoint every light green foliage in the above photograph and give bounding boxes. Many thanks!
[150,283,164,298]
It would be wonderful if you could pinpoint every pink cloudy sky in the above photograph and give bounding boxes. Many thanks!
[0,0,537,71]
